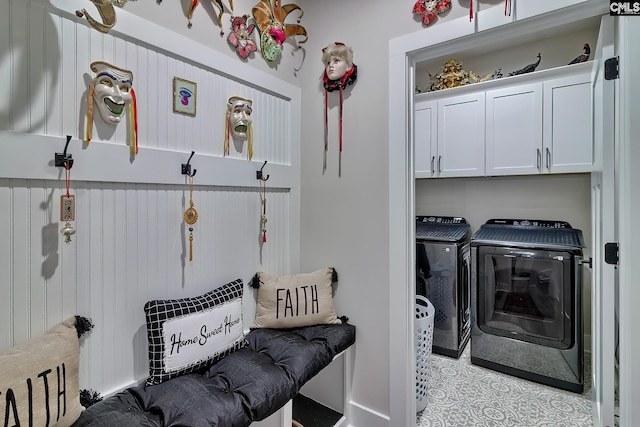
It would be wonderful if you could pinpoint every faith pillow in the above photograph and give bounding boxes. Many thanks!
[144,279,246,385]
[0,317,85,427]
[251,267,341,329]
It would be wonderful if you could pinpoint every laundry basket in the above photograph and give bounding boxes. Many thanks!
[415,295,435,413]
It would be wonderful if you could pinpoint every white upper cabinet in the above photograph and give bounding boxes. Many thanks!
[476,0,590,32]
[415,62,593,179]
[485,83,543,176]
[516,0,590,21]
[437,92,486,178]
[414,100,437,178]
[543,69,593,173]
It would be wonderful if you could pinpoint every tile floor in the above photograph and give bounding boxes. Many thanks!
[416,347,597,427]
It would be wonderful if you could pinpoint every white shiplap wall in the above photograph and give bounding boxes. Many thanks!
[0,0,300,395]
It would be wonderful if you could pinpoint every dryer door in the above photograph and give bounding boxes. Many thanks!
[476,245,576,349]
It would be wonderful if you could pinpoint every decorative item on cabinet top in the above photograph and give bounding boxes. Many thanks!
[568,44,590,65]
[422,59,501,93]
[508,53,542,76]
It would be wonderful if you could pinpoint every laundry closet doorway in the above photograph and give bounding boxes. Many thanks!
[387,3,631,426]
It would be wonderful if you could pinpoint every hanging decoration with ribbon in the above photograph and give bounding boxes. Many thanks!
[468,0,511,21]
[504,0,512,16]
[60,161,76,244]
[260,177,268,244]
[184,175,199,262]
[322,42,357,177]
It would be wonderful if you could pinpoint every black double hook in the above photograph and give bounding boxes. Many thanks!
[181,151,197,177]
[256,160,270,181]
[55,135,74,169]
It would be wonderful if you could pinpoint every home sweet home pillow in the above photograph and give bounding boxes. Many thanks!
[144,279,245,385]
[0,317,85,427]
[252,267,341,329]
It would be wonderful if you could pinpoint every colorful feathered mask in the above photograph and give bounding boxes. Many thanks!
[227,15,257,59]
[252,0,307,62]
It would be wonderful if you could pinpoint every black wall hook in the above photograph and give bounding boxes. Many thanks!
[181,151,197,177]
[55,135,74,169]
[256,160,269,181]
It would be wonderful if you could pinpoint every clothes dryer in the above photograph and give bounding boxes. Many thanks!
[470,219,585,392]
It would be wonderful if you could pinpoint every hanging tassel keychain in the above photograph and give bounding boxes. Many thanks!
[183,175,198,261]
[260,177,267,244]
[504,0,512,16]
[60,162,76,244]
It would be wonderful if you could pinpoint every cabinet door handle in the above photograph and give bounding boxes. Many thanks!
[438,155,442,174]
[537,149,541,171]
[546,148,551,170]
[431,156,435,175]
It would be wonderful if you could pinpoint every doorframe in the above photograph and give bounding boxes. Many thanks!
[388,3,611,426]
[616,16,640,425]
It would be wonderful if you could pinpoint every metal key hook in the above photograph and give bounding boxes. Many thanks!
[55,135,74,169]
[256,160,270,181]
[181,151,197,177]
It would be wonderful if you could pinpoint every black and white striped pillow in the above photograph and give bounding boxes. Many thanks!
[144,279,245,385]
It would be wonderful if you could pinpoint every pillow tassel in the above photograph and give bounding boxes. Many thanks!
[74,315,95,338]
[331,267,338,283]
[249,273,262,289]
[79,389,103,408]
[338,315,349,324]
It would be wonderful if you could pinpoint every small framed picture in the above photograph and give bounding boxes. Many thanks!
[173,77,197,116]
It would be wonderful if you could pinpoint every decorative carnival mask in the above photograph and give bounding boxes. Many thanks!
[224,96,254,160]
[227,15,257,59]
[86,61,138,154]
[156,0,233,34]
[252,0,307,63]
[412,0,451,26]
[75,0,123,33]
[321,43,357,176]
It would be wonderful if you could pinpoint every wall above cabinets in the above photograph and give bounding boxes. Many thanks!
[415,61,592,179]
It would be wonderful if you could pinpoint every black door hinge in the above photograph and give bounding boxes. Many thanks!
[605,57,619,80]
[604,242,619,265]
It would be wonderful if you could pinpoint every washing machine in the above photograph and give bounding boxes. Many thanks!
[416,216,471,358]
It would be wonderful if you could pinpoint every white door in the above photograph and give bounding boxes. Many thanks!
[590,15,616,427]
